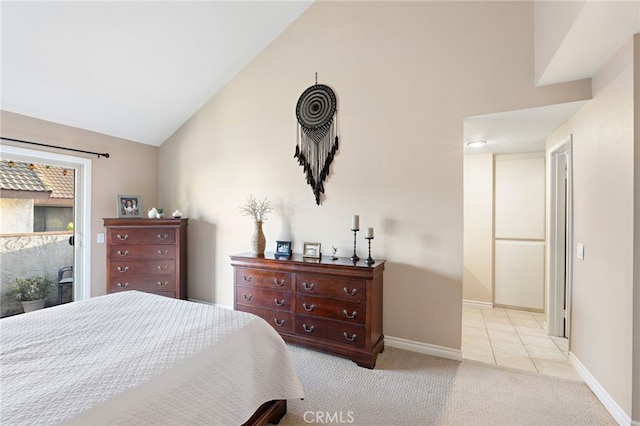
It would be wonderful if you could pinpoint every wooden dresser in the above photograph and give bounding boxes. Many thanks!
[104,218,188,299]
[231,252,385,368]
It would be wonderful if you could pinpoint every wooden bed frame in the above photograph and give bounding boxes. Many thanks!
[244,400,287,425]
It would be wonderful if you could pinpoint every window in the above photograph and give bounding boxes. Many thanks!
[34,206,73,232]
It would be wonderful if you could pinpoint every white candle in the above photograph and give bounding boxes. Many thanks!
[352,215,359,230]
[366,227,374,238]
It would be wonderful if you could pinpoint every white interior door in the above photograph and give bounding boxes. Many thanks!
[548,136,573,338]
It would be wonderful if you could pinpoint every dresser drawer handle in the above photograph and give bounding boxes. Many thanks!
[243,294,253,301]
[302,303,315,312]
[274,298,285,307]
[343,287,358,296]
[273,318,285,327]
[303,324,315,333]
[302,282,315,290]
[343,310,357,319]
[157,281,168,287]
[157,249,169,255]
[273,278,286,287]
[116,234,129,241]
[117,282,129,288]
[243,275,253,283]
[343,332,358,342]
[116,266,130,273]
[157,265,169,271]
[116,250,129,256]
[157,234,169,240]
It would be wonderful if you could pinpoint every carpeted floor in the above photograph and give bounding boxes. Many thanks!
[277,344,615,426]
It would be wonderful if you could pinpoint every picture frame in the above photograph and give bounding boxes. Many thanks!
[303,242,321,259]
[275,240,292,258]
[117,194,142,218]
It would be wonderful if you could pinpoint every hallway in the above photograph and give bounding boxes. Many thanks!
[462,305,581,381]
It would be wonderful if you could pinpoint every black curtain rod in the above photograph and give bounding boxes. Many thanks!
[1,136,110,159]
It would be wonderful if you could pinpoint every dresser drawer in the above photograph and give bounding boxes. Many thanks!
[109,260,176,276]
[296,315,366,349]
[235,286,292,311]
[296,294,366,324]
[235,268,292,290]
[108,228,176,245]
[110,244,176,260]
[296,274,366,302]
[111,290,175,298]
[237,306,294,334]
[109,276,176,293]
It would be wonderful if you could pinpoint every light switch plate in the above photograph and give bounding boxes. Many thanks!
[97,233,105,244]
[577,243,584,260]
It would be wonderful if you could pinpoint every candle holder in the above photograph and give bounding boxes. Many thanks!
[364,236,375,265]
[350,229,359,262]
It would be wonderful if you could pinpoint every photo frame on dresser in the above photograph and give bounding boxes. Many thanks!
[275,241,292,258]
[117,194,141,218]
[303,242,321,259]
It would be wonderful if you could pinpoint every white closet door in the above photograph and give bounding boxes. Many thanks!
[495,155,545,239]
[494,154,545,310]
[495,240,545,309]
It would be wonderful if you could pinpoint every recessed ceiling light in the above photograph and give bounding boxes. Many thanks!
[466,140,487,148]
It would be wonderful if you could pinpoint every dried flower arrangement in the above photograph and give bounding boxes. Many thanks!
[239,195,273,223]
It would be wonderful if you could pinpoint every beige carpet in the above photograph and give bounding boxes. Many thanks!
[277,344,615,426]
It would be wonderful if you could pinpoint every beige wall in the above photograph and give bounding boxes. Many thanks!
[634,32,640,426]
[159,1,590,351]
[463,154,493,304]
[0,110,159,298]
[547,36,636,419]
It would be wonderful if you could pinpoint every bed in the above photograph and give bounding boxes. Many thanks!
[0,291,304,425]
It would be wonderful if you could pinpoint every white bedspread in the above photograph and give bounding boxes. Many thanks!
[0,291,304,425]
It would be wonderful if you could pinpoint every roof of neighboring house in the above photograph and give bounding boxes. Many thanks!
[35,164,74,199]
[0,161,50,192]
[0,161,73,199]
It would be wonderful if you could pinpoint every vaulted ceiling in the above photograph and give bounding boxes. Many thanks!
[1,1,312,146]
[1,1,638,152]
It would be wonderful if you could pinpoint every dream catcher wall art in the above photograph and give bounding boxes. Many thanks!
[294,79,339,205]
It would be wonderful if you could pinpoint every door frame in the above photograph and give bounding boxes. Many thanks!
[547,135,573,338]
[0,144,92,302]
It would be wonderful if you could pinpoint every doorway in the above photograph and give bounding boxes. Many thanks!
[547,136,573,339]
[0,144,92,302]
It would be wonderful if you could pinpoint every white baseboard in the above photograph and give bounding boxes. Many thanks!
[569,352,631,426]
[385,335,463,362]
[462,300,493,310]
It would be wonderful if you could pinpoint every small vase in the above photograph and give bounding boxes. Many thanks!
[251,221,266,256]
[21,299,45,313]
[148,207,158,219]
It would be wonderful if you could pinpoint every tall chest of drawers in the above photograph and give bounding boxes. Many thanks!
[104,218,188,299]
[231,253,385,368]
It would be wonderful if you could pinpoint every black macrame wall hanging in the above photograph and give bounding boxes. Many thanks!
[294,79,339,205]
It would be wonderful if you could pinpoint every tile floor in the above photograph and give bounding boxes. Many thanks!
[462,305,582,381]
